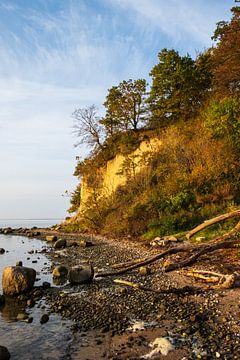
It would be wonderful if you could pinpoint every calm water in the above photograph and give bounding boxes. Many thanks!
[0,218,62,229]
[0,220,73,360]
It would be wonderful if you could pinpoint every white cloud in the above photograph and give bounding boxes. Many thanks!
[110,0,231,52]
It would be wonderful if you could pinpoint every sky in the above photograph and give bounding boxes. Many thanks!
[0,0,234,220]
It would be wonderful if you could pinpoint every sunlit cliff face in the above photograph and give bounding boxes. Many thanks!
[79,137,162,213]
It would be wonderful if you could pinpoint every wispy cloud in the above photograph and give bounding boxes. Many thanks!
[109,0,232,54]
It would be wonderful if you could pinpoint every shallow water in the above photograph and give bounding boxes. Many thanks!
[0,231,73,360]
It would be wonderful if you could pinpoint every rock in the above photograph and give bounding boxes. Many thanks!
[42,281,51,289]
[3,227,12,235]
[46,235,57,242]
[40,314,49,324]
[52,265,68,278]
[15,261,23,266]
[16,313,28,321]
[79,240,93,248]
[33,231,40,236]
[27,299,35,307]
[0,248,5,254]
[0,345,10,360]
[195,236,206,242]
[150,235,178,247]
[0,294,5,306]
[138,266,150,275]
[2,266,36,296]
[68,264,94,284]
[54,239,66,249]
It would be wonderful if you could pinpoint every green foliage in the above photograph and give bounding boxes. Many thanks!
[205,97,240,153]
[68,184,81,213]
[147,49,212,127]
[102,79,147,134]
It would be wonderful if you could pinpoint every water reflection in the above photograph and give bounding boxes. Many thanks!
[0,296,28,322]
[0,234,73,360]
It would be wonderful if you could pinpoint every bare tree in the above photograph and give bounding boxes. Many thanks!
[73,105,104,150]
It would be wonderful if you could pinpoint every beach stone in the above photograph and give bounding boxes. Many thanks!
[46,235,57,242]
[68,264,94,284]
[196,236,206,242]
[52,265,68,278]
[17,313,28,321]
[79,240,93,248]
[42,281,51,289]
[40,314,49,324]
[138,266,150,275]
[3,228,12,235]
[0,248,5,254]
[2,266,36,296]
[16,261,22,266]
[0,345,10,360]
[54,239,66,249]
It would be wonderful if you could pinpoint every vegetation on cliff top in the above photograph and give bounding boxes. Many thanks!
[67,6,240,238]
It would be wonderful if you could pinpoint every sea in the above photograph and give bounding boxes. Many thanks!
[0,219,73,360]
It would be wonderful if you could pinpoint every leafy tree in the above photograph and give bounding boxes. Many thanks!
[73,105,105,150]
[68,184,81,213]
[212,6,240,96]
[147,49,212,127]
[101,79,147,135]
[205,97,240,154]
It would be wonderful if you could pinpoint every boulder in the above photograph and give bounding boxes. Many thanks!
[46,235,57,242]
[52,265,68,278]
[0,345,10,360]
[2,266,36,296]
[54,239,66,249]
[68,264,94,284]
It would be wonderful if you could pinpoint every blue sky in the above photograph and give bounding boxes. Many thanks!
[0,0,234,219]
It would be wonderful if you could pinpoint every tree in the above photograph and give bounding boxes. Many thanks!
[147,49,212,127]
[101,79,147,136]
[212,6,240,96]
[72,105,104,151]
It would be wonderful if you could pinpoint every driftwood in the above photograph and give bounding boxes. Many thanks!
[183,269,240,289]
[186,209,240,240]
[111,258,149,269]
[95,216,240,278]
[113,279,202,295]
[164,221,240,272]
[95,245,189,278]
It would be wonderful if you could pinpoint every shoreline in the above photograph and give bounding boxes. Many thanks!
[1,226,240,359]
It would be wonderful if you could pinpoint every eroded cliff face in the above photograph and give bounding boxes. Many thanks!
[79,137,161,213]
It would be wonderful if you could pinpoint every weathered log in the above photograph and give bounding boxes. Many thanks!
[164,221,240,272]
[186,209,240,240]
[95,245,189,278]
[113,279,202,295]
[111,258,149,269]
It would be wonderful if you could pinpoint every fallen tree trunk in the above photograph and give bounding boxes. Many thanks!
[165,221,240,272]
[113,279,202,295]
[95,245,189,278]
[186,209,240,240]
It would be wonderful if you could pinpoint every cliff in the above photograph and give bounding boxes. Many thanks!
[79,137,161,214]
